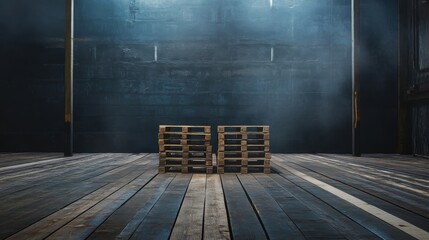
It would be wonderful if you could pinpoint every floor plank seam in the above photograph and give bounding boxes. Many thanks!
[272,159,429,239]
[0,154,97,177]
[252,174,308,239]
[7,157,156,240]
[317,154,429,179]
[40,170,153,239]
[219,175,235,240]
[311,154,429,184]
[270,161,386,239]
[46,169,158,239]
[288,158,429,221]
[5,182,110,240]
[111,173,175,239]
[201,175,207,240]
[0,153,98,174]
[166,174,193,240]
[126,174,192,239]
[84,171,160,239]
[0,153,121,184]
[236,174,270,239]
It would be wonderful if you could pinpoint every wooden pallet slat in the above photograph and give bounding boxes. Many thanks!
[218,125,269,133]
[158,139,211,146]
[218,145,270,152]
[159,125,211,134]
[158,133,211,141]
[159,145,212,153]
[159,152,212,159]
[218,139,270,146]
[218,159,246,166]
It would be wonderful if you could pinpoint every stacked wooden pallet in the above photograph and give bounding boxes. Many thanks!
[158,125,213,174]
[218,126,271,174]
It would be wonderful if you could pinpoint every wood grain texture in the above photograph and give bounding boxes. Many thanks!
[204,174,230,240]
[170,174,206,240]
[255,174,348,239]
[130,174,192,240]
[221,174,267,240]
[272,155,422,240]
[89,174,175,239]
[46,169,157,239]
[1,153,428,240]
[237,174,304,240]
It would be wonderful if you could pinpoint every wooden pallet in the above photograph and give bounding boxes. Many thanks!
[218,158,270,165]
[217,125,270,174]
[159,156,213,170]
[218,133,270,141]
[160,158,212,166]
[218,145,270,152]
[217,159,246,166]
[159,158,213,173]
[247,159,271,166]
[218,139,270,146]
[158,139,210,146]
[159,133,211,141]
[160,152,212,159]
[217,152,271,159]
[159,156,213,165]
[218,126,269,133]
[218,159,270,168]
[159,145,212,152]
[159,125,212,174]
[159,125,211,133]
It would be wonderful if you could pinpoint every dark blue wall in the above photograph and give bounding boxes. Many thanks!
[0,0,398,153]
[0,1,65,151]
[360,0,398,153]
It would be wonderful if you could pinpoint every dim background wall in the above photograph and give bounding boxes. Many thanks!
[0,0,398,153]
[0,1,65,151]
[409,0,429,156]
[360,0,398,153]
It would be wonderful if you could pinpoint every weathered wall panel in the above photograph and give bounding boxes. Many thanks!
[411,0,429,156]
[0,0,399,153]
[359,0,399,153]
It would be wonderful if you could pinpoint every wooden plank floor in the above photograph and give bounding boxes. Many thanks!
[0,153,428,240]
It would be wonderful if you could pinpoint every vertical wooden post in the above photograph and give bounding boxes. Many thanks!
[65,0,74,157]
[352,0,361,157]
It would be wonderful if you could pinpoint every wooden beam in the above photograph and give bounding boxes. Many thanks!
[352,0,361,157]
[64,0,74,157]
